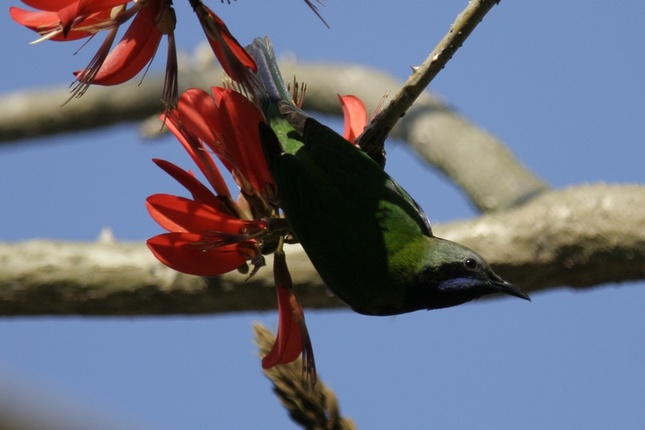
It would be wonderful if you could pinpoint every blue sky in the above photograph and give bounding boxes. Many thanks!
[1,1,644,429]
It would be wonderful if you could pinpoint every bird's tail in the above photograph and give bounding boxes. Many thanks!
[245,37,291,108]
[246,37,310,156]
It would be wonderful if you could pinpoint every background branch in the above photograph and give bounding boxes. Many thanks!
[0,60,547,212]
[2,184,643,317]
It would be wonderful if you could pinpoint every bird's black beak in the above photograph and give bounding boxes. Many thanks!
[491,277,531,301]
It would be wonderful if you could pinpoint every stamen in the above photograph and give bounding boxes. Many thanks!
[287,77,307,108]
[30,28,63,44]
[67,26,118,102]
[162,31,179,111]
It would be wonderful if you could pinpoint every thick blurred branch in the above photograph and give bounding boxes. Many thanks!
[1,184,643,317]
[0,59,547,212]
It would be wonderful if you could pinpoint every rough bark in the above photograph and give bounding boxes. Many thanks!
[2,184,643,317]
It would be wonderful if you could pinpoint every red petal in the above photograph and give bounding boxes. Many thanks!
[147,233,247,276]
[12,0,129,39]
[10,6,118,41]
[177,88,220,148]
[145,194,250,234]
[21,0,77,11]
[57,0,129,32]
[176,89,264,194]
[164,115,231,197]
[57,0,86,35]
[218,90,274,194]
[261,250,316,385]
[262,285,303,368]
[10,7,61,31]
[75,1,162,85]
[209,87,229,106]
[176,88,240,177]
[152,159,224,210]
[339,94,368,143]
[193,4,256,84]
[21,0,127,11]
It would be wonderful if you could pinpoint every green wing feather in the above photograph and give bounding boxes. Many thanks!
[250,37,441,314]
[261,102,436,314]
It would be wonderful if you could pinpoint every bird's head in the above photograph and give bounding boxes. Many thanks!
[405,237,530,311]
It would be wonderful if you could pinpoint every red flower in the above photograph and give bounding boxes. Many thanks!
[263,248,316,386]
[146,88,273,275]
[175,87,273,204]
[191,1,257,85]
[146,55,368,378]
[146,82,319,375]
[10,0,256,108]
[9,0,129,41]
[11,0,179,105]
[146,192,266,276]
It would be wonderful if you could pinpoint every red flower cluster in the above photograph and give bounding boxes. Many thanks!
[11,0,369,378]
[147,90,368,279]
[9,0,254,108]
[147,84,367,375]
[146,86,272,277]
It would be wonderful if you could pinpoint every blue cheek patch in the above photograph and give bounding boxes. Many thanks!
[438,277,482,292]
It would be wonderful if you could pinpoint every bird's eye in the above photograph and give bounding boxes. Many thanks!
[463,258,478,270]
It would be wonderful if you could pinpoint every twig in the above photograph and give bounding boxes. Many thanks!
[357,0,501,165]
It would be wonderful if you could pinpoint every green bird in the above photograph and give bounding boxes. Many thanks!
[247,38,530,316]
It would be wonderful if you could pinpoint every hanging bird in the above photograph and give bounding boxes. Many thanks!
[247,38,530,316]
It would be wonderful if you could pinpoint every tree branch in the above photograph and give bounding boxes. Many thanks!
[1,184,643,317]
[357,0,502,165]
[0,59,546,212]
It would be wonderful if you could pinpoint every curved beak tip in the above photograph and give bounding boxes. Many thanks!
[495,280,531,302]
